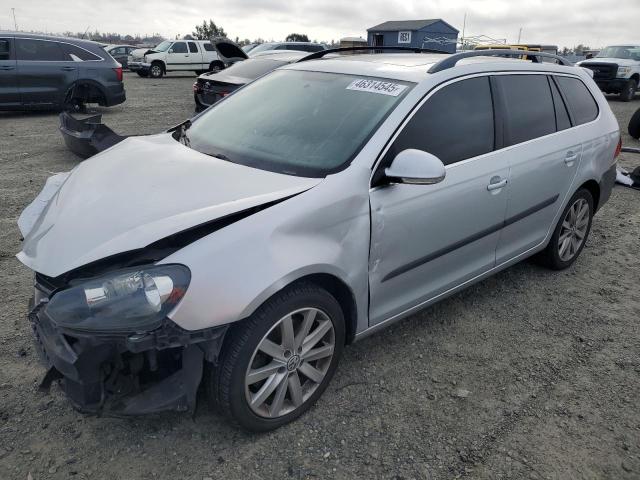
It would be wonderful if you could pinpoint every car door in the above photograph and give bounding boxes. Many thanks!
[492,74,583,263]
[187,42,204,69]
[15,38,78,107]
[166,41,190,70]
[368,76,510,325]
[0,36,20,108]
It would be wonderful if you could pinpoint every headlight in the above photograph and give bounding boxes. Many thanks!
[45,264,190,333]
[617,66,631,78]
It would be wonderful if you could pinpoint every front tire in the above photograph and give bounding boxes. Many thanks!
[538,188,594,270]
[149,62,164,79]
[208,283,345,432]
[629,107,640,139]
[619,78,637,102]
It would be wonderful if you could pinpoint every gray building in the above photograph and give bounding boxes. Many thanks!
[367,19,459,54]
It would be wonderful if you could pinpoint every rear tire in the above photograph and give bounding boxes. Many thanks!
[619,78,637,102]
[207,282,345,432]
[629,107,640,139]
[537,188,594,270]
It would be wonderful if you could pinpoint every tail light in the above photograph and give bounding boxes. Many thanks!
[614,135,622,159]
[113,67,123,82]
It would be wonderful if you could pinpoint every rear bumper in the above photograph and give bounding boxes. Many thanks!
[598,163,617,211]
[59,111,128,159]
[103,83,126,107]
[28,295,226,416]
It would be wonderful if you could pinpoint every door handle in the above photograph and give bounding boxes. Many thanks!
[0,65,15,70]
[61,66,76,71]
[487,177,508,191]
[564,151,578,165]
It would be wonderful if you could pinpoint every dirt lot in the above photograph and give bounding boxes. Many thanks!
[0,72,639,480]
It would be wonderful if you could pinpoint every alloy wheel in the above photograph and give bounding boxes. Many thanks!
[558,198,590,262]
[151,65,162,77]
[245,308,335,418]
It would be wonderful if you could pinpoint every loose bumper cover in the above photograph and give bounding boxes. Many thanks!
[59,112,128,159]
[28,290,226,416]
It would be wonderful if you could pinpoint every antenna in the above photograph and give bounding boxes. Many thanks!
[517,27,522,44]
[12,7,18,30]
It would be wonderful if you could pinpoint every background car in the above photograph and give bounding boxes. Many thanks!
[0,32,125,111]
[248,41,326,56]
[193,50,307,111]
[103,44,138,69]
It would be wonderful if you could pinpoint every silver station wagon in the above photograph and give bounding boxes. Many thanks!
[18,49,620,431]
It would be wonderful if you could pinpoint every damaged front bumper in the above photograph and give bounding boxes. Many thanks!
[29,282,226,416]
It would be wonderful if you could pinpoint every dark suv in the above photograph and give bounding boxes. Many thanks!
[0,32,126,111]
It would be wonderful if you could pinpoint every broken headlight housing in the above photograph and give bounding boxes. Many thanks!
[44,264,191,333]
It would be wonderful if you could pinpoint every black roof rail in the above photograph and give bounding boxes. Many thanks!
[427,49,573,73]
[297,46,450,63]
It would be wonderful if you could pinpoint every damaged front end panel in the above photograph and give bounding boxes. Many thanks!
[29,267,226,416]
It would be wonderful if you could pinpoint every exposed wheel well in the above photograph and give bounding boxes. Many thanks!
[631,73,639,83]
[579,179,600,211]
[151,60,165,72]
[288,274,358,344]
[65,81,107,106]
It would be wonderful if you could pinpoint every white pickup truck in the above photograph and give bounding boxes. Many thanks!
[128,39,247,78]
[578,45,640,101]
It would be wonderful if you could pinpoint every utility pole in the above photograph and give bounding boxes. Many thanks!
[12,8,18,30]
[461,12,467,50]
[517,27,522,44]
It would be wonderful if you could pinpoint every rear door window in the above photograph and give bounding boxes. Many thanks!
[188,42,199,53]
[16,39,66,61]
[555,76,599,125]
[385,76,495,166]
[0,38,13,60]
[495,75,556,146]
[203,43,214,52]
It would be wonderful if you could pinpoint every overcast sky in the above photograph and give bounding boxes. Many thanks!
[2,0,638,48]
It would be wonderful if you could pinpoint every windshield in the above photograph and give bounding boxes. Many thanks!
[248,43,279,55]
[217,58,288,79]
[187,70,413,177]
[154,41,172,52]
[596,46,640,60]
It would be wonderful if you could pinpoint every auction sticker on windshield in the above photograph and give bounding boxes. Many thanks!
[346,79,408,97]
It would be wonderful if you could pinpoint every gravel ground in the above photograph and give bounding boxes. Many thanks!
[0,72,639,480]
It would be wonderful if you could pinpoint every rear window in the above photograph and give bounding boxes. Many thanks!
[495,75,556,146]
[555,76,599,125]
[16,39,66,61]
[62,43,102,61]
[218,58,287,79]
[0,39,12,60]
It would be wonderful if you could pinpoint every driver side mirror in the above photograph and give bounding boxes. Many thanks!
[385,149,446,185]
[168,49,174,54]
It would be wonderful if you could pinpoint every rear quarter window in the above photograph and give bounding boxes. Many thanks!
[555,76,599,125]
[203,43,214,51]
[62,43,102,61]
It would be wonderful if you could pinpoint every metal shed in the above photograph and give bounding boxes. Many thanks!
[367,19,459,54]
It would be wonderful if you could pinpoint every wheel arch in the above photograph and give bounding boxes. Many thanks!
[578,179,601,211]
[63,79,107,106]
[151,59,166,73]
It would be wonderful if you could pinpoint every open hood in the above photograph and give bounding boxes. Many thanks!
[17,134,320,278]
[211,37,248,63]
